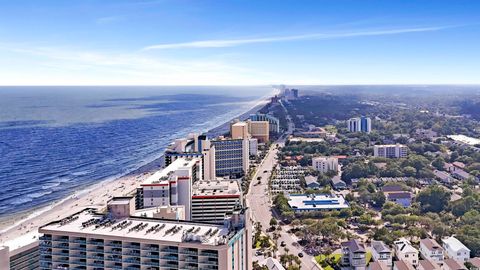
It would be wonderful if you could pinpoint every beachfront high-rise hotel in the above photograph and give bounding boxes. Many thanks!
[39,199,252,270]
[348,117,371,133]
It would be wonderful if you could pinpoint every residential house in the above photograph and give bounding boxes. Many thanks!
[341,239,367,270]
[452,162,466,170]
[371,240,393,267]
[305,175,321,190]
[442,259,467,270]
[442,236,470,263]
[420,238,445,264]
[434,170,455,184]
[332,175,347,190]
[394,260,416,270]
[444,164,473,181]
[395,238,419,267]
[419,260,442,270]
[386,192,413,207]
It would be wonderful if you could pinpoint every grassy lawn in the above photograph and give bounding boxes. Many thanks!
[315,253,342,265]
[366,252,372,263]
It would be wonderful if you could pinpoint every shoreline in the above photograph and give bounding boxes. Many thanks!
[0,89,276,245]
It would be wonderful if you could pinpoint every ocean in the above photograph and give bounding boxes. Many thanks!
[0,86,273,218]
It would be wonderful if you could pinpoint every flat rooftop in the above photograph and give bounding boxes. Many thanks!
[40,209,232,246]
[287,194,349,211]
[142,158,198,185]
[447,135,480,146]
[192,180,241,197]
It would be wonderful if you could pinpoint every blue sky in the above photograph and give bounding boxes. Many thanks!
[0,0,479,85]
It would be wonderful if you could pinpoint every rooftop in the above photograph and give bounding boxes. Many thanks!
[387,192,412,199]
[444,259,467,270]
[395,260,415,270]
[142,158,198,185]
[447,135,480,146]
[395,238,418,253]
[370,261,390,270]
[442,236,470,252]
[192,179,241,198]
[40,209,236,246]
[421,238,443,251]
[419,260,441,270]
[342,239,365,253]
[468,258,480,268]
[288,194,349,211]
[382,185,405,193]
[371,240,390,253]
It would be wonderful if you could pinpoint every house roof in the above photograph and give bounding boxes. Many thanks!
[332,176,346,186]
[442,236,470,252]
[421,238,443,251]
[370,261,390,270]
[453,162,466,169]
[444,259,467,270]
[305,175,319,186]
[382,185,405,192]
[395,238,418,253]
[419,260,441,270]
[468,258,480,269]
[372,240,391,253]
[342,239,366,253]
[387,192,412,199]
[263,257,286,270]
[395,260,415,270]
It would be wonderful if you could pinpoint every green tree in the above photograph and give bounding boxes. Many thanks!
[416,185,451,213]
[432,157,445,171]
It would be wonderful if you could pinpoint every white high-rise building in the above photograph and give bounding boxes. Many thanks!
[374,144,408,158]
[136,158,201,220]
[312,156,339,174]
[348,117,372,133]
[191,179,242,224]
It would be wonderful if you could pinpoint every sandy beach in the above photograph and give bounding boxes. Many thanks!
[0,165,156,245]
[0,90,276,247]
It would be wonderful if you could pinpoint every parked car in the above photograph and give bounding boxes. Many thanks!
[298,252,304,258]
[280,241,286,247]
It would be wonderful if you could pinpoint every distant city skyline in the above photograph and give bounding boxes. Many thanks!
[0,0,479,85]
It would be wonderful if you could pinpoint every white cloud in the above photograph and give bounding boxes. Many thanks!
[0,43,276,85]
[142,26,453,50]
[95,16,122,25]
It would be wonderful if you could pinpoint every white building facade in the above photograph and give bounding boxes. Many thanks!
[312,156,338,174]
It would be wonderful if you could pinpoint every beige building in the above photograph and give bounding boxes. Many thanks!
[247,120,269,143]
[39,200,252,270]
[231,121,250,140]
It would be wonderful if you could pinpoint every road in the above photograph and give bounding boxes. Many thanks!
[246,102,320,269]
